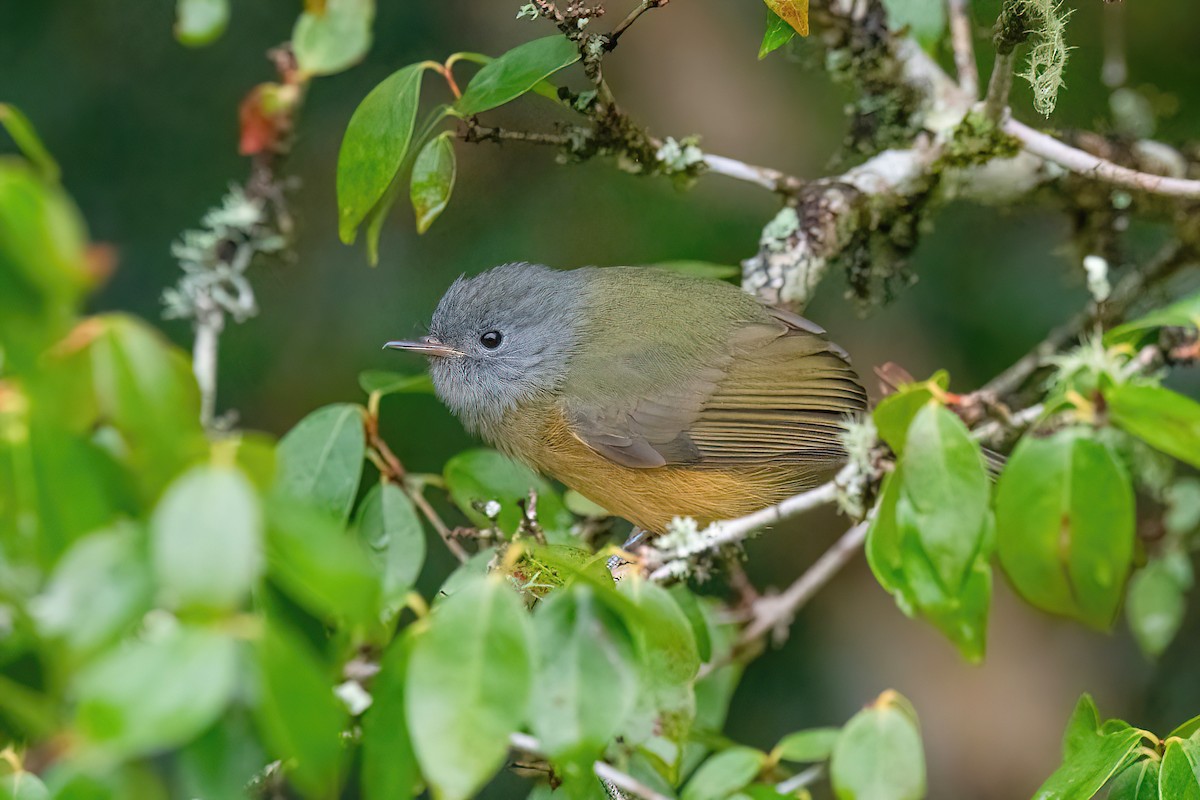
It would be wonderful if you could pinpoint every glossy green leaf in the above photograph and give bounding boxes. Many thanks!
[773,727,841,763]
[1107,759,1159,800]
[337,64,428,244]
[456,36,581,116]
[254,621,348,799]
[361,632,421,800]
[1171,716,1200,741]
[293,0,374,77]
[881,0,947,48]
[354,482,425,615]
[530,585,637,765]
[830,691,925,800]
[1160,737,1200,800]
[74,626,237,758]
[407,575,534,800]
[682,747,766,800]
[275,403,365,522]
[30,523,152,659]
[1127,558,1187,658]
[358,369,433,396]
[759,8,796,58]
[0,104,59,180]
[443,448,576,544]
[996,428,1135,628]
[265,501,380,629]
[1106,383,1200,469]
[150,465,263,612]
[1031,695,1146,800]
[871,372,948,454]
[410,132,456,234]
[174,0,229,47]
[645,261,740,280]
[1105,290,1200,344]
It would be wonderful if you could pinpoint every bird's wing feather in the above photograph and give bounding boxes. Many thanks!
[563,307,867,469]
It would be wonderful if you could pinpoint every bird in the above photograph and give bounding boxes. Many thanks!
[385,262,868,535]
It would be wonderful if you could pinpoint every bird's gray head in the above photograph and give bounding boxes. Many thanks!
[385,263,587,436]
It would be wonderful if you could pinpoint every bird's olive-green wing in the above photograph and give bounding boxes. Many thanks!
[562,306,867,469]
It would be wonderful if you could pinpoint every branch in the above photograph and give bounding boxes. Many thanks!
[508,733,668,800]
[700,153,802,194]
[604,0,669,51]
[1004,118,1200,199]
[946,0,979,98]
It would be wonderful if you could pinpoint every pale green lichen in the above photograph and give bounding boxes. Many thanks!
[655,136,704,173]
[1005,0,1073,117]
[761,206,800,252]
[515,3,537,20]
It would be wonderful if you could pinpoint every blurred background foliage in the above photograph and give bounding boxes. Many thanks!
[2,1,1199,797]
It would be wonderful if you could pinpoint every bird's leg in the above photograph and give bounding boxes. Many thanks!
[606,527,648,573]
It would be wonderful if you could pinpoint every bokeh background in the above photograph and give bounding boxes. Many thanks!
[3,1,1199,797]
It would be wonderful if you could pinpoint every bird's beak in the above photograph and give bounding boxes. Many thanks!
[382,336,464,358]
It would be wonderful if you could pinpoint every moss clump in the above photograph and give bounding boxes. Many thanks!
[937,111,1023,169]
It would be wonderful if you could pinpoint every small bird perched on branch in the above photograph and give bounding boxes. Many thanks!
[386,263,867,533]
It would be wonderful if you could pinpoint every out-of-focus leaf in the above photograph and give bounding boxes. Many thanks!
[407,575,534,800]
[275,403,365,522]
[254,621,347,799]
[176,711,266,800]
[562,490,610,518]
[1031,695,1146,800]
[30,523,152,659]
[0,772,48,800]
[410,132,456,234]
[668,584,713,664]
[1105,290,1200,344]
[0,104,59,180]
[456,36,581,116]
[74,626,237,758]
[361,632,420,800]
[772,727,841,763]
[1166,478,1200,536]
[759,8,796,58]
[830,691,925,800]
[645,261,740,280]
[762,0,808,37]
[1126,557,1188,658]
[337,64,428,244]
[214,431,277,493]
[996,428,1134,628]
[1106,383,1200,469]
[265,501,380,629]
[40,762,169,800]
[443,448,576,544]
[150,465,263,612]
[1159,736,1200,800]
[358,369,433,396]
[682,747,766,800]
[294,0,374,76]
[530,585,637,768]
[354,482,425,616]
[1107,758,1159,800]
[880,0,947,48]
[174,0,229,47]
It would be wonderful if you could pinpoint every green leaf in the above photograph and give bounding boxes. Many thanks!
[410,132,456,234]
[682,747,766,800]
[1105,290,1200,345]
[74,626,237,758]
[443,448,576,544]
[880,0,947,48]
[174,0,229,47]
[254,621,348,799]
[30,523,152,659]
[871,373,948,455]
[456,36,581,117]
[1107,759,1159,800]
[1171,715,1200,741]
[358,369,434,396]
[176,711,266,800]
[644,261,740,280]
[1031,696,1147,800]
[293,0,374,77]
[1126,558,1187,658]
[1106,383,1200,469]
[762,0,808,36]
[0,104,59,180]
[759,8,796,59]
[530,585,637,765]
[1160,737,1200,800]
[996,428,1135,628]
[150,465,263,612]
[337,64,428,244]
[265,501,380,629]
[0,773,48,800]
[668,584,713,664]
[772,727,841,763]
[275,403,365,522]
[361,632,421,800]
[830,691,925,800]
[406,575,534,800]
[354,482,425,615]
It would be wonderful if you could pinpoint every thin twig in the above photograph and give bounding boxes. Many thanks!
[508,734,666,800]
[946,0,979,98]
[738,521,869,644]
[970,403,1044,445]
[605,0,669,51]
[701,153,803,194]
[776,764,825,795]
[1006,118,1200,198]
[192,299,223,429]
[982,49,1017,122]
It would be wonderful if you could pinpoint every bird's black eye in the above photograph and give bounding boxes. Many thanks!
[480,330,503,349]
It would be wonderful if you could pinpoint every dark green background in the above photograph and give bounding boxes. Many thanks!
[3,1,1198,796]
